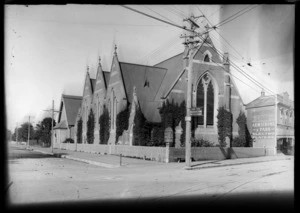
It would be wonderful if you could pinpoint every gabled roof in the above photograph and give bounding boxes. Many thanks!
[118,62,167,121]
[246,95,275,109]
[61,94,82,126]
[153,52,185,101]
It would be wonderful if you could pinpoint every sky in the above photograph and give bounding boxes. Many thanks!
[5,4,294,132]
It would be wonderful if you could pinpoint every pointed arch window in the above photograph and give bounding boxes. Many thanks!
[196,73,215,126]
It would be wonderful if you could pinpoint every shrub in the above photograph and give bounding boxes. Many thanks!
[232,136,246,147]
[217,106,232,147]
[191,138,215,147]
[235,111,253,147]
[99,105,110,144]
[76,117,83,144]
[63,138,74,144]
[86,108,95,144]
[116,105,130,141]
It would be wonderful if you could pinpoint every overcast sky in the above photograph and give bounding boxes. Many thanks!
[5,4,294,131]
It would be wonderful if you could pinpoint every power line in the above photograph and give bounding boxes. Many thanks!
[120,5,193,33]
[204,41,276,95]
[214,5,254,28]
[170,6,187,18]
[215,5,259,28]
[196,8,245,60]
[143,5,177,25]
[165,6,186,19]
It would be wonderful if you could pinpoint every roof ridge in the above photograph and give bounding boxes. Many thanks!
[119,61,167,70]
[62,94,82,99]
[153,52,184,66]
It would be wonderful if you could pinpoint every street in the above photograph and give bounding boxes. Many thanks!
[6,144,294,209]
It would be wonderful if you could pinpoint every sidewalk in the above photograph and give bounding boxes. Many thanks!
[25,145,164,168]
[23,144,293,170]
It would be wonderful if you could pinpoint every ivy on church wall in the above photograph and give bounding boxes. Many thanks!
[116,105,130,141]
[133,106,147,146]
[99,105,110,144]
[86,108,95,144]
[159,99,186,146]
[76,117,83,144]
[217,106,233,147]
[232,111,253,147]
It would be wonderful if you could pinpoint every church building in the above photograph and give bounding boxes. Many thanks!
[73,33,246,146]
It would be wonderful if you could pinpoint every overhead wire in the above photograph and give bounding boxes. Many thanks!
[197,5,275,86]
[215,5,259,28]
[143,5,178,25]
[121,4,276,95]
[196,6,245,60]
[204,40,276,95]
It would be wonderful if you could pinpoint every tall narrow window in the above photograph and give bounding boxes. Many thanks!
[207,81,214,125]
[196,73,215,127]
[196,80,204,125]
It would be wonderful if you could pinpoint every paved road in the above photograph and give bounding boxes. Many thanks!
[6,144,294,209]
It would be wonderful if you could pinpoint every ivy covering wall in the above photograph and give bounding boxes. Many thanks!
[133,106,147,146]
[116,105,130,141]
[99,105,110,144]
[76,117,83,144]
[86,108,95,144]
[159,99,186,146]
[217,106,233,147]
[233,111,253,147]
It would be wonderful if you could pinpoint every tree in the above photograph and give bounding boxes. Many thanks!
[217,107,232,147]
[77,117,83,144]
[86,108,95,144]
[15,122,34,142]
[116,105,130,141]
[39,117,56,147]
[33,123,43,144]
[99,105,110,144]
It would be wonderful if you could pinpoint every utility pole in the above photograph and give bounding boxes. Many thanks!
[180,15,202,169]
[27,116,30,149]
[43,100,60,153]
[16,122,19,143]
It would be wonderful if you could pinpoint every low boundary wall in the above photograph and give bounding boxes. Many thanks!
[55,143,276,163]
[169,147,275,162]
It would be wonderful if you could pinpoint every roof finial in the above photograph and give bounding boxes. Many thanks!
[114,44,117,55]
[261,88,265,97]
[98,56,101,66]
[87,65,89,74]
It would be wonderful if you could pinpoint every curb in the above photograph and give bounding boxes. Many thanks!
[28,148,120,168]
[185,157,292,170]
[60,155,120,168]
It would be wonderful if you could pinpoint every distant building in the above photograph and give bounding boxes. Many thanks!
[246,90,294,154]
[74,34,246,146]
[53,94,82,144]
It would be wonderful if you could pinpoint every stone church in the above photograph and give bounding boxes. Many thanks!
[74,33,245,146]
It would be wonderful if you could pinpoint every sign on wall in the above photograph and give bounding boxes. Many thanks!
[251,108,275,141]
